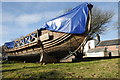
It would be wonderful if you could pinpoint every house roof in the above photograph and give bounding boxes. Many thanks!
[87,47,107,53]
[98,39,120,47]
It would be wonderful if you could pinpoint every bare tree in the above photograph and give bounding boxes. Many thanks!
[91,7,114,35]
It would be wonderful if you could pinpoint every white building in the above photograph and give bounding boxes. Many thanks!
[84,39,98,53]
[83,39,110,57]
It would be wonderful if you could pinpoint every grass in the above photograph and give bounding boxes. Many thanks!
[1,58,120,79]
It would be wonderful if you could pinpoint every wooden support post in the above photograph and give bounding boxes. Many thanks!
[36,30,39,43]
[37,39,45,64]
[39,52,44,63]
[39,47,45,65]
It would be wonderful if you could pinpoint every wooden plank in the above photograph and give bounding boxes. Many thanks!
[40,33,50,42]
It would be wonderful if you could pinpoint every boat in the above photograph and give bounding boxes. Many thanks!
[4,3,93,63]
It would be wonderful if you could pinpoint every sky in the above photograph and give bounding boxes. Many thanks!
[0,2,119,46]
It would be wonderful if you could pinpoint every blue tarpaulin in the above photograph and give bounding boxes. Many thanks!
[4,2,90,48]
[4,41,14,48]
[42,2,89,34]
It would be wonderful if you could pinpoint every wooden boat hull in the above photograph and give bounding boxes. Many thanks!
[5,30,86,63]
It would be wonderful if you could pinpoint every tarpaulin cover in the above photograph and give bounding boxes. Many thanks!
[4,33,37,48]
[4,41,14,48]
[42,2,89,34]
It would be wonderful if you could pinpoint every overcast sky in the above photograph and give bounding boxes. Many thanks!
[1,2,118,46]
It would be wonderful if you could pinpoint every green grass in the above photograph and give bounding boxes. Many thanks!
[2,58,120,79]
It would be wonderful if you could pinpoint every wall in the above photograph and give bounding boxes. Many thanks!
[96,45,120,56]
[84,40,96,52]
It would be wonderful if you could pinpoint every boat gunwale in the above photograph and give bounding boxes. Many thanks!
[5,33,71,52]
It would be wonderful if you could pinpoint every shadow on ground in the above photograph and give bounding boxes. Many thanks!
[2,66,42,73]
